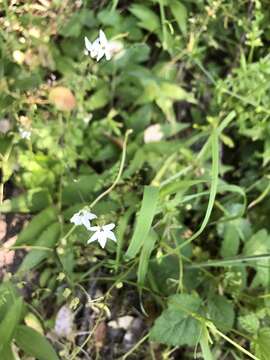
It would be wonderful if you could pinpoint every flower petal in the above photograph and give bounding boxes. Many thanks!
[86,212,97,220]
[96,47,105,62]
[90,38,100,58]
[70,213,81,226]
[105,48,112,61]
[103,223,115,231]
[99,29,108,47]
[89,226,100,232]
[87,231,99,244]
[82,217,91,230]
[84,36,92,52]
[98,231,108,248]
[106,230,116,242]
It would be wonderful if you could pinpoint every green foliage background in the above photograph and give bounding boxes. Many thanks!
[1,0,270,359]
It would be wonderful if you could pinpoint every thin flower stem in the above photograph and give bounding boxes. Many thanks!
[0,182,4,205]
[62,129,132,242]
[119,333,149,360]
[89,129,132,209]
[213,327,259,360]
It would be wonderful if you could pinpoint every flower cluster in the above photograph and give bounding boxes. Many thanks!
[70,209,116,249]
[84,30,112,62]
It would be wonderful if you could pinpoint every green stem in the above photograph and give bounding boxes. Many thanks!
[89,129,132,209]
[62,130,132,242]
[159,0,168,50]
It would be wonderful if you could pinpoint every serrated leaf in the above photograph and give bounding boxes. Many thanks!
[239,313,260,334]
[150,294,202,346]
[130,4,160,33]
[16,207,58,246]
[14,325,59,360]
[208,295,235,332]
[18,222,60,272]
[125,186,159,259]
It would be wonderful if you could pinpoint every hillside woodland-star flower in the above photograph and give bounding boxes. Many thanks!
[84,29,112,62]
[19,127,31,140]
[87,223,116,248]
[70,209,97,230]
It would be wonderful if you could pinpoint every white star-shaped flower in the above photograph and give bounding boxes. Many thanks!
[19,127,31,140]
[84,29,112,62]
[87,223,116,248]
[70,209,97,230]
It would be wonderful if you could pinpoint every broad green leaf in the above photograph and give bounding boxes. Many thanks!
[0,188,52,213]
[0,297,23,351]
[62,174,100,205]
[87,87,110,111]
[125,186,159,259]
[130,4,160,33]
[170,0,187,35]
[208,295,235,332]
[252,328,270,360]
[98,8,121,26]
[18,222,60,272]
[149,255,180,295]
[16,207,58,246]
[137,230,158,285]
[243,229,270,287]
[150,294,202,346]
[221,223,240,258]
[14,325,59,360]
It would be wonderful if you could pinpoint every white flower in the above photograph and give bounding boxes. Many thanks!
[84,29,112,62]
[144,124,163,144]
[19,127,31,140]
[87,223,116,248]
[70,209,97,230]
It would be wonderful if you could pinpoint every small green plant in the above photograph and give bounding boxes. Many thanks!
[1,0,270,359]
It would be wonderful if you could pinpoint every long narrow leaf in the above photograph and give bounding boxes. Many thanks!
[179,127,219,250]
[199,325,214,360]
[125,186,159,259]
[137,230,158,285]
[0,297,23,351]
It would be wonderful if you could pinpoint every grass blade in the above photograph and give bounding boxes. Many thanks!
[137,230,158,286]
[125,186,159,259]
[178,127,219,250]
